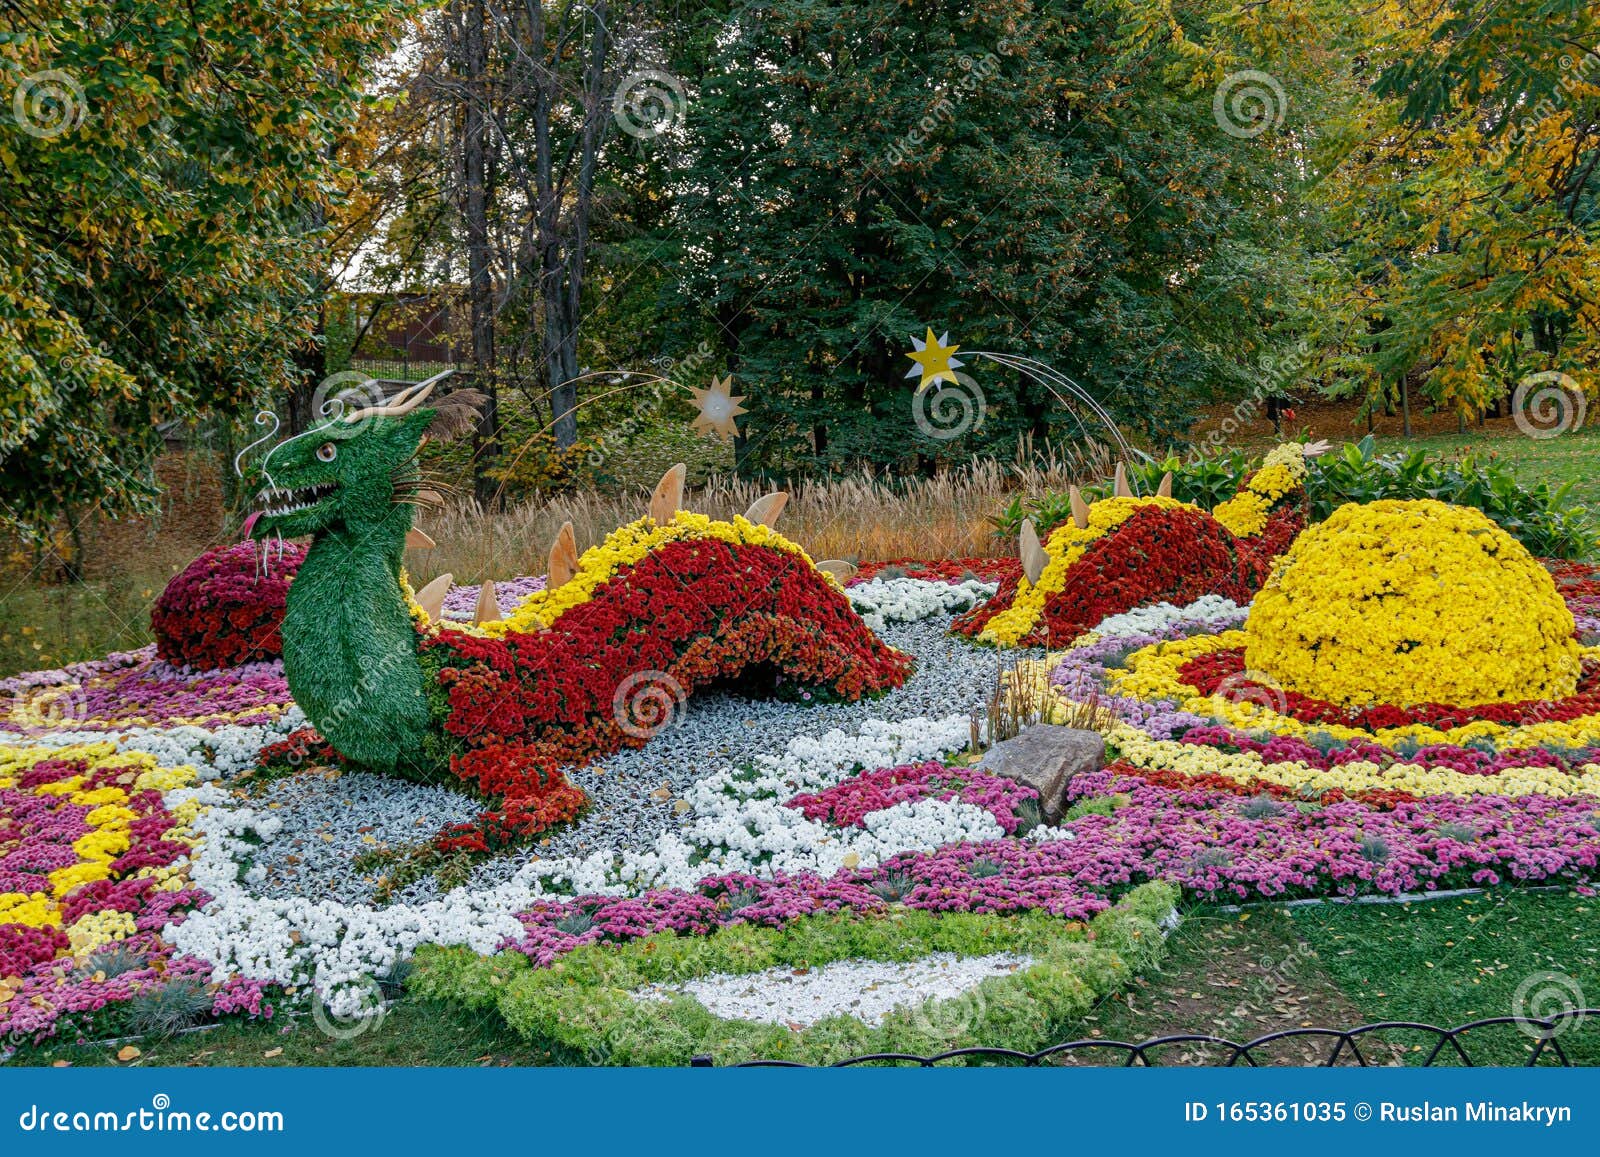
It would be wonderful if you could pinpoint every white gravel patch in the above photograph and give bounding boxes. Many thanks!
[636,951,1033,1028]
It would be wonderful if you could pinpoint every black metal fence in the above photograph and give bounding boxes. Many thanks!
[348,358,462,382]
[691,1009,1599,1067]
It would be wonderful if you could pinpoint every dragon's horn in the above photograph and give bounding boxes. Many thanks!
[815,560,857,582]
[1113,462,1131,498]
[1157,472,1173,499]
[414,573,453,621]
[342,378,440,424]
[1068,486,1090,530]
[744,491,788,527]
[1020,519,1047,586]
[548,521,579,589]
[473,579,503,624]
[406,528,436,549]
[649,463,687,525]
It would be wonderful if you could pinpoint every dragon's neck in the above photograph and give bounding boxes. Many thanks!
[281,518,430,771]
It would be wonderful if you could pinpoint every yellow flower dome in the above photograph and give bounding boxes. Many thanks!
[1244,499,1582,707]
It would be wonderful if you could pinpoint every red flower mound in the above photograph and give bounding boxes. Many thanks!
[1177,647,1600,730]
[152,542,305,670]
[419,538,912,850]
[953,503,1302,646]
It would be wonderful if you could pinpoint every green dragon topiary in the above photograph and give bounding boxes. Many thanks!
[243,376,911,848]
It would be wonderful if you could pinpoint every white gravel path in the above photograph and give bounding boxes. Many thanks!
[241,612,1029,906]
[635,951,1034,1028]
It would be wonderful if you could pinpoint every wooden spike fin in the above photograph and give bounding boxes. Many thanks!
[473,579,503,624]
[815,559,857,582]
[1157,472,1173,499]
[744,491,788,527]
[414,573,454,622]
[1020,519,1047,586]
[1068,486,1090,530]
[406,528,436,549]
[1114,462,1131,498]
[648,463,687,525]
[548,521,579,589]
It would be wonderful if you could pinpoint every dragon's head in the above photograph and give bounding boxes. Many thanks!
[244,376,484,542]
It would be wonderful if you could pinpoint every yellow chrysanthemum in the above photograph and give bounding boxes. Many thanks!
[1245,500,1581,707]
[1211,444,1309,538]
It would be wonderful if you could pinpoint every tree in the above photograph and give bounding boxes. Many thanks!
[1353,1,1600,415]
[655,0,1318,475]
[0,0,411,540]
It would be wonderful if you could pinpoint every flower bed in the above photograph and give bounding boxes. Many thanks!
[786,760,1040,834]
[410,883,1175,1065]
[0,743,274,1045]
[1245,500,1581,707]
[7,480,1600,1059]
[152,542,304,670]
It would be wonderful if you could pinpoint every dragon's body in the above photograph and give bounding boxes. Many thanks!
[954,444,1314,647]
[246,380,908,847]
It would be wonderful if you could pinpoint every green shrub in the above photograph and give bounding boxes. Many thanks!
[409,882,1177,1065]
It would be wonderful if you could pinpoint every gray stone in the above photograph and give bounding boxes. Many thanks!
[977,725,1106,823]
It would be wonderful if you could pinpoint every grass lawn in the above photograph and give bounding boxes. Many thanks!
[1392,426,1600,512]
[1290,890,1600,1066]
[22,889,1596,1068]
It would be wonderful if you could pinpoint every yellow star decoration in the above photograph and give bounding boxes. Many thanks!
[904,329,964,392]
[688,375,747,441]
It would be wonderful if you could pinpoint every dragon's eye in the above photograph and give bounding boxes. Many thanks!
[316,442,337,462]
